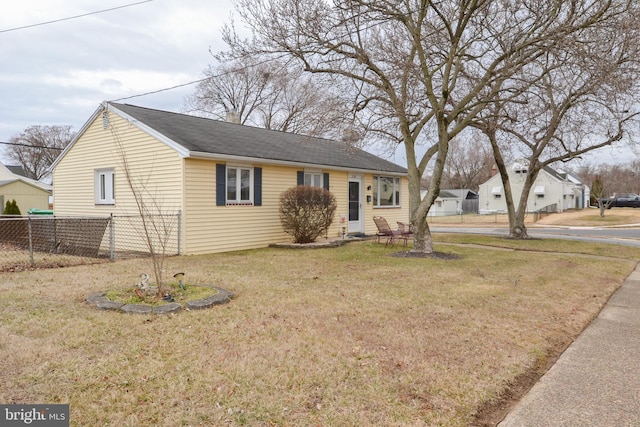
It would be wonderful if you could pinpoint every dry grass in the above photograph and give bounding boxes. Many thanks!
[0,243,109,273]
[427,213,519,226]
[1,239,638,426]
[433,233,640,259]
[428,207,640,228]
[534,207,640,227]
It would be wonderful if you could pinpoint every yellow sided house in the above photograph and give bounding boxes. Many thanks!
[0,164,52,214]
[51,102,409,255]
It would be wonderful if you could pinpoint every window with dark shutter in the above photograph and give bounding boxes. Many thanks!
[216,164,226,206]
[217,164,262,206]
[254,167,262,206]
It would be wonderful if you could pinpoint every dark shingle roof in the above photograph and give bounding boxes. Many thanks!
[438,190,458,198]
[110,103,406,174]
[5,165,27,177]
[542,165,569,182]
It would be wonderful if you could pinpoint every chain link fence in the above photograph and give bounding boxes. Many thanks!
[426,205,557,225]
[0,213,181,272]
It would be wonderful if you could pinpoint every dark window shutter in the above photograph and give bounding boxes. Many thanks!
[297,171,304,186]
[323,173,330,191]
[254,167,262,206]
[216,164,226,206]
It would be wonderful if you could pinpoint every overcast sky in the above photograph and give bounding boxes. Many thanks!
[0,0,634,168]
[0,0,233,157]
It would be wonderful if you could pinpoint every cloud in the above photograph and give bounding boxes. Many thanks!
[0,0,233,151]
[42,69,193,95]
[0,0,630,168]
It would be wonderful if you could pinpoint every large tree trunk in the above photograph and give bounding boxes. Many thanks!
[485,129,534,240]
[509,210,529,239]
[407,133,448,254]
[412,219,434,253]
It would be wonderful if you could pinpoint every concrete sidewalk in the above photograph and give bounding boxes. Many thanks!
[498,264,640,426]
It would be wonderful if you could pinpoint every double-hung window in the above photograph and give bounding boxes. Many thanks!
[226,166,252,204]
[304,171,323,188]
[216,164,262,207]
[372,176,401,207]
[297,170,329,190]
[95,168,115,205]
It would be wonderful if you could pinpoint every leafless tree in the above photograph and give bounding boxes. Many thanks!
[185,59,270,124]
[603,161,640,195]
[108,124,178,299]
[576,161,640,202]
[224,0,638,252]
[185,58,358,142]
[441,135,494,191]
[5,125,74,181]
[472,2,640,238]
[588,175,615,217]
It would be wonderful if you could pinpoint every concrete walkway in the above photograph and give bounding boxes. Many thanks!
[498,263,640,426]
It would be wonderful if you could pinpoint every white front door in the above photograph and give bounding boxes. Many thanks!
[348,177,363,234]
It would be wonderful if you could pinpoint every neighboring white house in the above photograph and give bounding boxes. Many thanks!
[562,169,590,208]
[420,189,479,216]
[478,159,586,214]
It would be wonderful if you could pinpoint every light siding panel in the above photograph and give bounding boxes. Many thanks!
[54,110,184,218]
[328,171,349,237]
[184,161,298,254]
[183,161,409,254]
[0,181,50,212]
[53,110,185,253]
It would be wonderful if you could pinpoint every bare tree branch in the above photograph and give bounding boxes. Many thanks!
[5,125,74,181]
[225,0,640,250]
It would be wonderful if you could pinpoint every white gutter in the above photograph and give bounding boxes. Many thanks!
[186,150,408,176]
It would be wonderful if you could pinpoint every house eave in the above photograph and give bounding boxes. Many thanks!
[49,102,190,173]
[186,151,407,176]
[106,103,191,158]
[49,105,104,173]
[0,178,52,193]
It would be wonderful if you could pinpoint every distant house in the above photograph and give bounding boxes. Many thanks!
[51,102,409,254]
[5,165,27,177]
[0,164,52,213]
[562,170,590,207]
[478,159,586,214]
[419,189,479,216]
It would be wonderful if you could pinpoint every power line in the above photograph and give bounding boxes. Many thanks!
[111,77,211,102]
[109,54,294,102]
[0,141,63,150]
[0,0,154,34]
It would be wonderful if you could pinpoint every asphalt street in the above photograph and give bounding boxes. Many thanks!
[431,225,640,247]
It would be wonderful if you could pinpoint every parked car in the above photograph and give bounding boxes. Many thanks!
[597,193,640,208]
